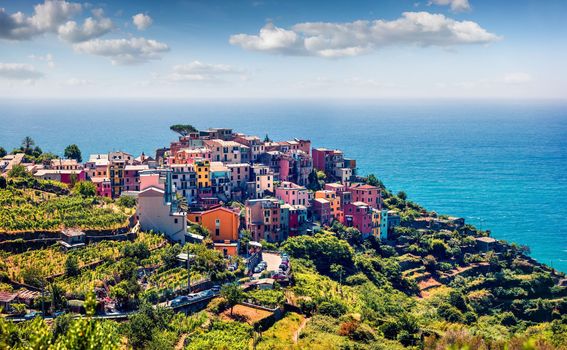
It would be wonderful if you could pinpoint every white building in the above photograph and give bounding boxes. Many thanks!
[137,186,187,244]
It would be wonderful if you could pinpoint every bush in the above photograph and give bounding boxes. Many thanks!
[117,195,136,208]
[72,181,97,197]
[318,300,347,318]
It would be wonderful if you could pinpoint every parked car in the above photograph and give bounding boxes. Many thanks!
[254,266,263,273]
[24,311,43,320]
[280,260,289,266]
[273,273,287,281]
[53,311,65,318]
[211,285,221,293]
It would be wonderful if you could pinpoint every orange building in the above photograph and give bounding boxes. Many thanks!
[187,206,240,256]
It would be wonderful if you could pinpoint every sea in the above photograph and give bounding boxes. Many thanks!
[1,99,566,272]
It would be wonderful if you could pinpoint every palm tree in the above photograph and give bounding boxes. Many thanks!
[21,136,35,153]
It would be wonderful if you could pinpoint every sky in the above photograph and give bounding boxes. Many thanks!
[0,0,566,99]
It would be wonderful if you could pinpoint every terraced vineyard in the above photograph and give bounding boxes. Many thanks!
[0,188,129,232]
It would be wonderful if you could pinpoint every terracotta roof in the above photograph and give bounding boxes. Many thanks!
[0,291,17,303]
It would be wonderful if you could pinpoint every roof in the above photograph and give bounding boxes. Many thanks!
[350,183,378,190]
[314,198,330,204]
[61,228,85,237]
[206,139,249,148]
[124,165,149,171]
[91,176,110,183]
[351,201,369,207]
[210,161,229,172]
[138,186,165,196]
[16,289,41,300]
[194,205,239,217]
[34,169,83,176]
[0,291,17,303]
[51,159,79,166]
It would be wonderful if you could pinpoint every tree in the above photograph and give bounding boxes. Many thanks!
[306,169,321,191]
[0,146,6,158]
[221,283,244,316]
[397,191,407,201]
[72,181,97,197]
[117,195,137,208]
[65,255,80,277]
[170,124,198,136]
[50,283,66,311]
[264,134,272,143]
[0,176,6,189]
[21,136,35,154]
[64,144,82,162]
[7,164,30,178]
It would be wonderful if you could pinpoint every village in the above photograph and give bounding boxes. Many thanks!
[1,125,564,350]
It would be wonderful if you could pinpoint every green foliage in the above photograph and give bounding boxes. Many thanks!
[65,255,79,277]
[125,302,174,348]
[0,176,6,189]
[185,319,252,350]
[72,181,97,197]
[63,144,82,162]
[170,124,198,136]
[221,283,245,315]
[8,164,30,179]
[246,289,285,309]
[117,195,136,208]
[0,188,127,232]
[0,146,6,158]
[282,233,353,274]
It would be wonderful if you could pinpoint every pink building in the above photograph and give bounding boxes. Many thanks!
[312,198,332,226]
[344,202,373,237]
[275,181,311,207]
[245,198,282,242]
[172,148,211,164]
[34,169,86,185]
[349,183,381,209]
[312,148,344,174]
[124,165,149,192]
[92,177,112,198]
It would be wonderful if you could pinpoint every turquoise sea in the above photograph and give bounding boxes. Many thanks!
[1,99,566,272]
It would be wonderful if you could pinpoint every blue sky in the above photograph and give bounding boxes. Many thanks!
[1,0,566,99]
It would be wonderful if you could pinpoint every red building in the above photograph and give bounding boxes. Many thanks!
[245,198,282,242]
[344,202,373,237]
[348,183,381,209]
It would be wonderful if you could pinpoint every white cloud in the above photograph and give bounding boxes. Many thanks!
[132,13,152,31]
[0,63,44,80]
[429,0,471,12]
[29,53,56,68]
[64,77,93,86]
[230,12,499,58]
[0,0,82,40]
[163,61,245,82]
[0,1,112,43]
[57,16,113,43]
[73,37,170,65]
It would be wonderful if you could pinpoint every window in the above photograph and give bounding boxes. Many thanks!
[215,228,220,236]
[174,218,178,224]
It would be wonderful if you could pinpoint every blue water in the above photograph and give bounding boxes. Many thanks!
[1,99,566,272]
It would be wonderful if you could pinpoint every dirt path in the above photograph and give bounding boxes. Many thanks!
[293,317,310,343]
[175,334,187,350]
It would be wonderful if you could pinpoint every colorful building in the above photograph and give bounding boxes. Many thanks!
[344,202,374,238]
[348,183,381,209]
[250,164,273,198]
[275,181,311,207]
[187,206,240,256]
[204,139,249,164]
[315,190,342,222]
[195,159,211,189]
[210,161,231,199]
[312,198,332,226]
[245,198,282,242]
[124,165,149,192]
[137,177,187,244]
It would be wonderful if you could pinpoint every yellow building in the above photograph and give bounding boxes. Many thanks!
[315,190,342,221]
[372,208,381,238]
[195,159,211,188]
[107,161,125,198]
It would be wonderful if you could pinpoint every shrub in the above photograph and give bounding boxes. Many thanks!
[318,300,347,318]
